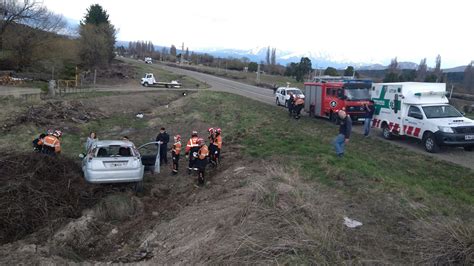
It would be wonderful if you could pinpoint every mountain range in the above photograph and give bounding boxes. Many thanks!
[116,41,467,72]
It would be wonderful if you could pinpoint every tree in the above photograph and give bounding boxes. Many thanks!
[434,54,442,82]
[266,46,270,66]
[248,62,258,72]
[384,57,400,82]
[416,58,428,81]
[79,4,116,68]
[343,66,354,76]
[184,47,189,60]
[170,45,177,57]
[295,57,312,82]
[271,48,276,66]
[324,67,338,76]
[464,61,474,93]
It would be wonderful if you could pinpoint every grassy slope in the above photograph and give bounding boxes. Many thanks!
[190,91,473,215]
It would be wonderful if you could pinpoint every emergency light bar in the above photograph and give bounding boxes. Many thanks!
[413,91,448,97]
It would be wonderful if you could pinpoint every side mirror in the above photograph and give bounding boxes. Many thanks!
[78,153,85,159]
[461,112,466,116]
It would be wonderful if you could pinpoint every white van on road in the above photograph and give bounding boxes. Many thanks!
[371,82,474,153]
[275,87,304,107]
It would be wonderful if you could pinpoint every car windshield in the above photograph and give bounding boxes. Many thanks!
[344,88,371,100]
[422,105,463,119]
[95,145,134,157]
[287,89,302,95]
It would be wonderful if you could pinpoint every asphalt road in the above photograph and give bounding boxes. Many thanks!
[154,63,474,170]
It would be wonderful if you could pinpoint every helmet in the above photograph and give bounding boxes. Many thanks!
[197,138,205,146]
[192,130,198,136]
[208,127,215,134]
[175,134,181,141]
[215,128,221,134]
[47,129,54,135]
[53,130,62,137]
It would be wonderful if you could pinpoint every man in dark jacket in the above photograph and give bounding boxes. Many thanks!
[363,101,375,136]
[333,110,352,157]
[156,127,170,164]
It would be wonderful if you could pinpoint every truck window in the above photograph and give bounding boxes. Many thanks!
[408,106,423,119]
[147,74,152,79]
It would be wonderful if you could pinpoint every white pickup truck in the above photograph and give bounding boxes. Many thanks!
[371,82,474,152]
[140,73,181,88]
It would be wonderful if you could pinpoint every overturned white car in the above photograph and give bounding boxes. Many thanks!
[81,140,160,191]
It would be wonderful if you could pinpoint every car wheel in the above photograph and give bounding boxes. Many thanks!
[382,123,393,140]
[464,146,473,151]
[276,98,280,106]
[143,82,149,87]
[135,180,144,193]
[423,132,439,153]
[285,100,289,108]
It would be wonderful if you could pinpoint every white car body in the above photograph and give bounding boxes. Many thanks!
[371,82,474,152]
[275,87,305,107]
[82,140,144,184]
[144,57,153,64]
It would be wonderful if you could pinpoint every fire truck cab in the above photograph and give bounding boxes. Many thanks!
[304,77,373,122]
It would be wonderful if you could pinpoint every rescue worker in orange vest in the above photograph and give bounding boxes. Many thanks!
[212,128,222,165]
[171,135,182,175]
[185,131,200,174]
[294,96,305,119]
[207,127,217,165]
[194,138,209,185]
[38,129,62,156]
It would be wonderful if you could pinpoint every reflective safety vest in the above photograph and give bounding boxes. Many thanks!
[185,137,199,153]
[295,98,304,106]
[198,145,209,160]
[172,141,182,155]
[40,135,61,153]
[214,135,222,149]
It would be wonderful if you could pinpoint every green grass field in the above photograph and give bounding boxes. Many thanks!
[186,92,473,214]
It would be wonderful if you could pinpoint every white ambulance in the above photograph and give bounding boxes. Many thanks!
[371,82,474,152]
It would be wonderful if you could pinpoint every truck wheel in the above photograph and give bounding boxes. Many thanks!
[423,132,439,153]
[165,84,169,88]
[382,124,393,140]
[276,98,280,106]
[464,146,473,151]
[143,82,149,87]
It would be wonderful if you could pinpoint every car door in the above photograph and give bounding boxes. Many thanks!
[137,142,160,172]
[280,89,286,103]
[404,106,424,139]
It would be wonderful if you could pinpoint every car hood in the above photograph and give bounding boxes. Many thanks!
[429,117,474,127]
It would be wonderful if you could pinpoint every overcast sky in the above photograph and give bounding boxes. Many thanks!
[43,0,473,68]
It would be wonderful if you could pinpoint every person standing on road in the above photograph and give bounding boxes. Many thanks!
[333,110,352,157]
[156,127,170,165]
[363,101,375,136]
[85,131,98,152]
[185,131,200,174]
[171,135,182,175]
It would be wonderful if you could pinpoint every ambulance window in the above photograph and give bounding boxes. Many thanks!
[326,88,331,95]
[408,106,423,119]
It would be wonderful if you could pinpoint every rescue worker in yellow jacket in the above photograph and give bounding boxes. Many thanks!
[185,131,200,174]
[194,138,209,185]
[38,130,62,156]
[171,135,182,175]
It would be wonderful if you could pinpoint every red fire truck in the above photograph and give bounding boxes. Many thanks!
[304,77,373,122]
